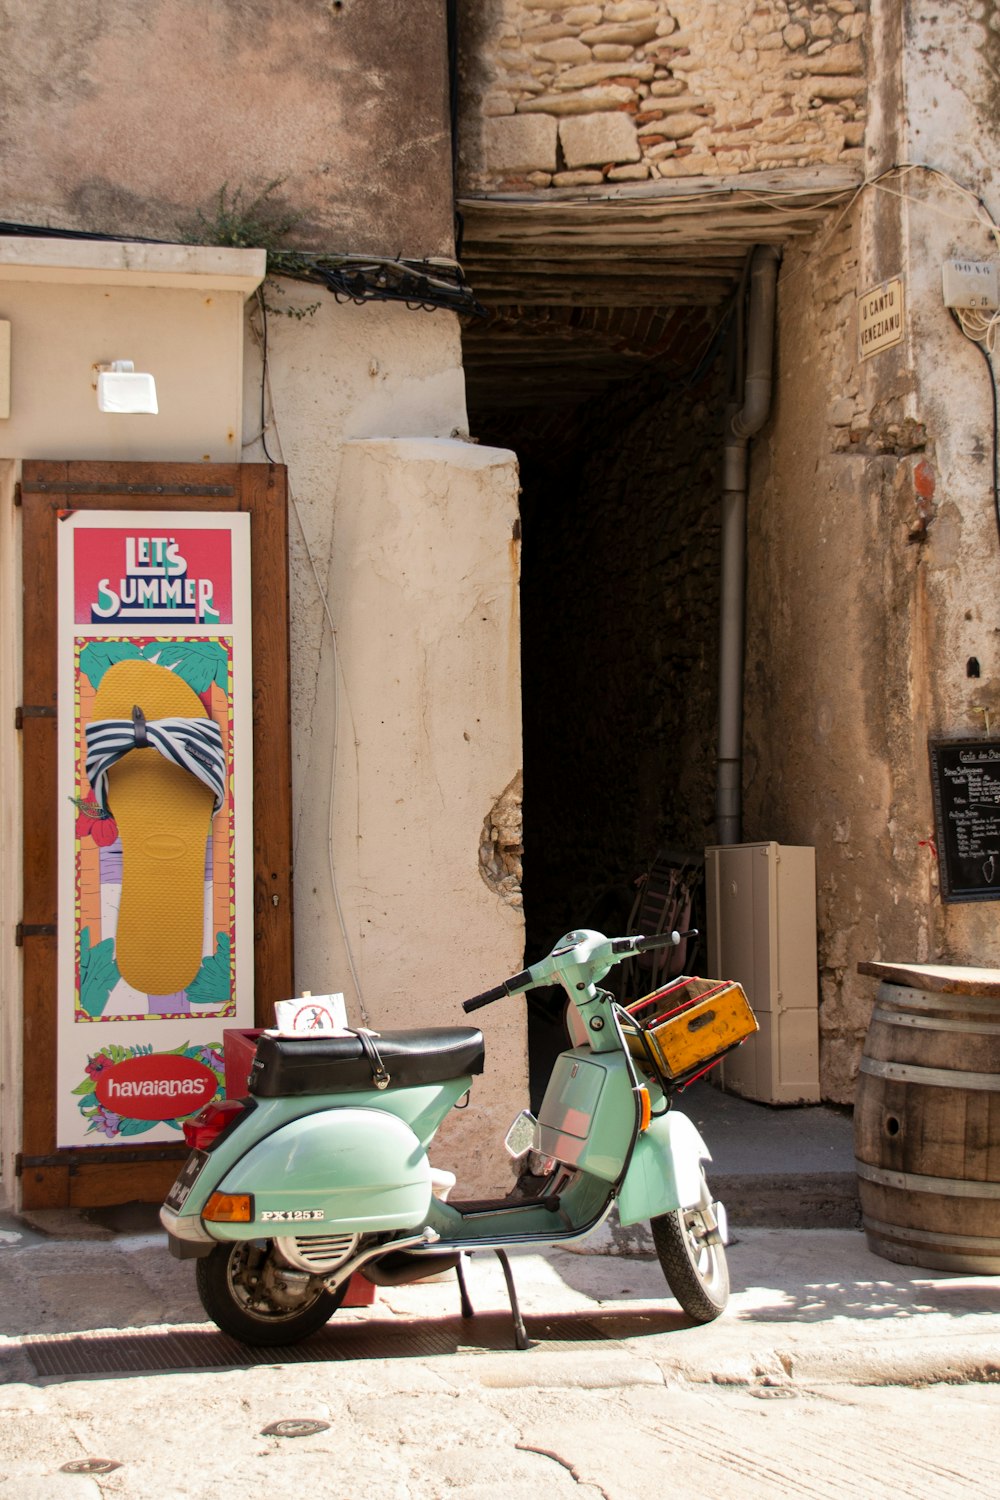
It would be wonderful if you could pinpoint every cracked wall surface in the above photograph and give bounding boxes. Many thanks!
[744,0,1000,1100]
[480,772,525,908]
[0,0,454,255]
[292,435,526,1194]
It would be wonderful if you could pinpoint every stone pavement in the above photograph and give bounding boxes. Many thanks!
[0,1223,999,1499]
[1,1086,997,1498]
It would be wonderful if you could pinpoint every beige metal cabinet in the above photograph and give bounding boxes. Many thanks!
[704,842,820,1103]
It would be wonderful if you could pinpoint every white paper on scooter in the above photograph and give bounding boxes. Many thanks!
[269,991,350,1036]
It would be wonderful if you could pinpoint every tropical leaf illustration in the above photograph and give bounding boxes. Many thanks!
[151,641,229,694]
[79,639,228,696]
[78,640,143,690]
[186,932,232,1006]
[79,927,120,1018]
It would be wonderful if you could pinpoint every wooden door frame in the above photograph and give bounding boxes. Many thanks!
[18,460,292,1209]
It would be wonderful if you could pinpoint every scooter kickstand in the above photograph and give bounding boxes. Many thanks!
[494,1248,530,1351]
[455,1252,475,1319]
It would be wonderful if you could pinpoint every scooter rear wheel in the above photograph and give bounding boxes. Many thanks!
[196,1240,347,1347]
[651,1171,729,1324]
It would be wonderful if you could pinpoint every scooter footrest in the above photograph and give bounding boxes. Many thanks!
[451,1195,561,1218]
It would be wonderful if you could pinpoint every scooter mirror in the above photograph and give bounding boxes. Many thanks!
[503,1109,538,1160]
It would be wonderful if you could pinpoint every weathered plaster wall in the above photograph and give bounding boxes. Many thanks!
[242,298,526,1194]
[744,0,1000,1100]
[0,245,259,463]
[0,0,528,1194]
[743,196,924,1101]
[460,0,867,189]
[0,0,454,256]
[898,2,1000,966]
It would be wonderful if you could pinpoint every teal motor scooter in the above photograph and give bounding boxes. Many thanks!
[161,927,752,1348]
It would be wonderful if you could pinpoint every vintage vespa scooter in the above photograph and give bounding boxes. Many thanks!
[161,926,756,1348]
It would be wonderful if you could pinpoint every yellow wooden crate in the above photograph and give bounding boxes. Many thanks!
[622,976,758,1082]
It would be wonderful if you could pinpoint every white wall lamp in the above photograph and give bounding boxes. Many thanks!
[95,359,158,415]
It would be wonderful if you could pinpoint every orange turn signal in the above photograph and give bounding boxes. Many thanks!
[203,1191,254,1223]
[637,1087,652,1132]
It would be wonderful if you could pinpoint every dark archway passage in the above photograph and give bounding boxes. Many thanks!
[463,304,730,1101]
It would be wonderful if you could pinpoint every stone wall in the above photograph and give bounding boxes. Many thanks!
[741,193,927,1102]
[743,0,1000,1101]
[460,0,868,190]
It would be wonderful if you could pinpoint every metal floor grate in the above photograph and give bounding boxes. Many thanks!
[21,1311,636,1379]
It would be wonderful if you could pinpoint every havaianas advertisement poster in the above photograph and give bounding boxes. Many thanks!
[55,514,254,1148]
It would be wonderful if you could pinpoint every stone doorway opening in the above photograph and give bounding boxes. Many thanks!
[457,179,849,1098]
[463,296,731,1098]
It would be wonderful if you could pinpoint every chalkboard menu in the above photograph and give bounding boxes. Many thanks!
[929,739,1000,902]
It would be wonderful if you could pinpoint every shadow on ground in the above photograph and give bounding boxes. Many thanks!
[17,1305,689,1383]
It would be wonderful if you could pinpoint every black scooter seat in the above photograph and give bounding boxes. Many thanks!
[248,1027,486,1098]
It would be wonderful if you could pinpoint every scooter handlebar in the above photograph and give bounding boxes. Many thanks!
[462,930,699,1012]
[462,969,533,1012]
[614,928,698,955]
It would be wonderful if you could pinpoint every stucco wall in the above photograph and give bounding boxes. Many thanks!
[898,3,1000,967]
[0,0,454,257]
[0,240,261,463]
[241,293,527,1193]
[0,0,529,1194]
[460,0,867,189]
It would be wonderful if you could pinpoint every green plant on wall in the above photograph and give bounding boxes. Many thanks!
[192,179,302,260]
[184,176,482,319]
[187,180,320,318]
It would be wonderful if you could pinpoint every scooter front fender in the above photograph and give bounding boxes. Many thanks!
[210,1106,432,1240]
[616,1110,710,1227]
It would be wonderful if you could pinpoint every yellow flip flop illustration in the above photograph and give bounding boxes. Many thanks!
[86,658,227,996]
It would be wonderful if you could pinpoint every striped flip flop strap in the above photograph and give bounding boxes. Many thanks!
[85,706,227,817]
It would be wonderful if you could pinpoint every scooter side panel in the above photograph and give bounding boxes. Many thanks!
[210,1106,432,1238]
[616,1111,710,1225]
[535,1049,636,1181]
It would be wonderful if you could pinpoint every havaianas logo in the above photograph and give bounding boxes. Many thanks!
[74,1042,225,1136]
[91,535,221,624]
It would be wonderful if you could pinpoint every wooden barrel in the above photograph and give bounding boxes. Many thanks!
[854,962,1000,1274]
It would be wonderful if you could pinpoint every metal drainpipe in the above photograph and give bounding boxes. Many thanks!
[716,243,781,846]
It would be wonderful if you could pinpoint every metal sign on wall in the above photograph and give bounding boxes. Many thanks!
[929,738,1000,902]
[858,277,905,360]
[55,512,254,1147]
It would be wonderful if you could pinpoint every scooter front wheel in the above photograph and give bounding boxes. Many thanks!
[196,1240,347,1347]
[651,1171,729,1324]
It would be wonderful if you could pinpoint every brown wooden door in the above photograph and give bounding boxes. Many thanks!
[19,460,292,1209]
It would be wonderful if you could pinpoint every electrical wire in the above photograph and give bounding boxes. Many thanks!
[255,288,277,464]
[246,297,370,1025]
[951,308,1000,554]
[956,305,1000,352]
[756,158,1000,556]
